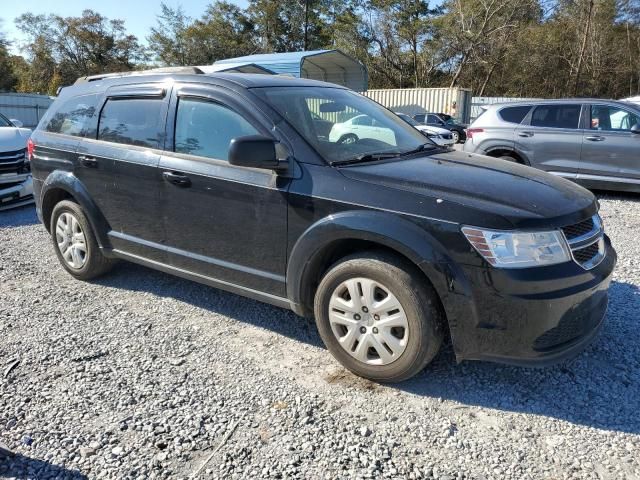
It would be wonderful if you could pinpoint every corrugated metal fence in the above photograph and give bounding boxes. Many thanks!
[363,88,473,124]
[0,93,55,129]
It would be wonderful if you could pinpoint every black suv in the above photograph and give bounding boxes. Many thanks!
[30,70,616,382]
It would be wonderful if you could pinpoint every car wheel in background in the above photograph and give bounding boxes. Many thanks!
[338,134,358,145]
[50,200,115,280]
[451,130,460,143]
[314,251,444,383]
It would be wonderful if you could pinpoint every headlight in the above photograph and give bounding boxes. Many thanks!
[461,227,571,268]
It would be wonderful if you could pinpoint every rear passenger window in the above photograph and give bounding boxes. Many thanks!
[174,98,259,161]
[531,105,581,129]
[45,94,98,137]
[498,106,531,124]
[98,98,164,148]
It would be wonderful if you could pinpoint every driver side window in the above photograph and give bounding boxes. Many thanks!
[174,98,259,161]
[591,105,639,132]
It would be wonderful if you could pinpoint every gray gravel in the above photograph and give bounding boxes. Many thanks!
[1,193,639,480]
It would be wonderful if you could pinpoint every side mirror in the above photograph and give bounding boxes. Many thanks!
[229,135,285,170]
[10,119,23,128]
[631,124,640,134]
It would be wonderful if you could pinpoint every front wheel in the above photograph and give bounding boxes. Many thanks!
[451,130,460,143]
[314,252,444,382]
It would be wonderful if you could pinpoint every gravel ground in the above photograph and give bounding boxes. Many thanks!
[1,193,639,480]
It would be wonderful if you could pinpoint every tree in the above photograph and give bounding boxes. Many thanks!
[0,21,18,91]
[15,10,146,89]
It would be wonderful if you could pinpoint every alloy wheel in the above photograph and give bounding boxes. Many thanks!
[328,277,409,365]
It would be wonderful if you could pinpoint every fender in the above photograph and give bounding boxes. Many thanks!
[286,210,476,359]
[40,171,112,250]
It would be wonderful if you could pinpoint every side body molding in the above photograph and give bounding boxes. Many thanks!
[286,210,476,359]
[40,171,112,250]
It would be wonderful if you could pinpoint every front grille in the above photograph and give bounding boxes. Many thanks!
[574,242,600,264]
[0,182,22,190]
[561,215,605,269]
[0,149,26,173]
[562,217,595,240]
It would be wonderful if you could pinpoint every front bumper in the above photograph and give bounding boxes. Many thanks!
[451,236,616,366]
[0,173,34,211]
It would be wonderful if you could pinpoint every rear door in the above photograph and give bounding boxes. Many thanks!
[78,84,170,261]
[514,103,584,179]
[578,103,640,187]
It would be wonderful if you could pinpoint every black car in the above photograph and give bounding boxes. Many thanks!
[29,69,616,382]
[413,112,467,143]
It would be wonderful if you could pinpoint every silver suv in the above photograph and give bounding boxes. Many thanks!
[463,99,640,192]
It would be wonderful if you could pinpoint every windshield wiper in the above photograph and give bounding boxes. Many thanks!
[330,152,400,166]
[398,142,437,157]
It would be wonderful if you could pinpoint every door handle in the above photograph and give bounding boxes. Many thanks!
[585,136,605,142]
[517,132,534,138]
[78,155,98,167]
[163,171,191,187]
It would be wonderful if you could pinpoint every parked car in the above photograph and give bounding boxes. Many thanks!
[329,114,397,145]
[463,99,640,193]
[0,112,33,211]
[395,113,455,147]
[413,112,467,143]
[30,70,615,382]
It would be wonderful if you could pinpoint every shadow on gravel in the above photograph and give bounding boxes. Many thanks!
[0,204,38,229]
[0,452,87,479]
[92,243,639,434]
[400,279,640,435]
[94,262,325,349]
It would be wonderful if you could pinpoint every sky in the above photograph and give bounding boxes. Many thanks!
[1,0,247,54]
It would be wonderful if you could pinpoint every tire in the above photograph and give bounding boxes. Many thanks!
[451,130,460,143]
[50,200,115,280]
[314,251,444,383]
[338,134,358,145]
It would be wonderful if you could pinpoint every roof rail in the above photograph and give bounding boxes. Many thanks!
[74,66,204,85]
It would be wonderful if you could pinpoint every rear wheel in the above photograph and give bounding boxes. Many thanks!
[314,252,444,382]
[51,200,115,280]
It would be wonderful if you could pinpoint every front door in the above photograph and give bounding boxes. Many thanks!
[579,103,640,188]
[159,85,289,297]
[514,103,584,179]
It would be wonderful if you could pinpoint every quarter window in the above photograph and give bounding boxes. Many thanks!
[531,105,581,129]
[591,105,640,131]
[98,98,164,148]
[45,94,98,137]
[498,105,532,124]
[174,98,259,161]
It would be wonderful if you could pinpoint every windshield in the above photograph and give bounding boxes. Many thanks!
[396,113,420,127]
[255,87,430,164]
[0,113,12,127]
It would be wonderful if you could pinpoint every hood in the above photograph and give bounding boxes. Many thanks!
[339,150,596,229]
[0,127,31,152]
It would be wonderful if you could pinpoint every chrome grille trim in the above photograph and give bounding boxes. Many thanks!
[561,215,606,270]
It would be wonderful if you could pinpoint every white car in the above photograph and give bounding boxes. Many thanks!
[329,114,397,146]
[395,113,455,147]
[0,113,33,211]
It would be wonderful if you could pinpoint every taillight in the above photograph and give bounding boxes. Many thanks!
[466,128,484,139]
[27,138,35,161]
